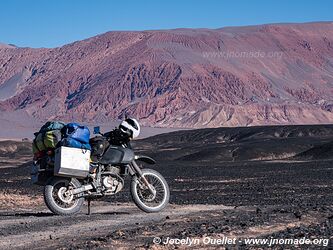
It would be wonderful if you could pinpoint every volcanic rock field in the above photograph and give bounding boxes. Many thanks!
[0,124,332,249]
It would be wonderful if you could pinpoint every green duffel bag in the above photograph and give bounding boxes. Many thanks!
[35,133,46,152]
[39,121,66,134]
[32,141,40,154]
[43,130,62,149]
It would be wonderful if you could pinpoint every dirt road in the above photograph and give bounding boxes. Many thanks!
[0,201,331,249]
[0,203,234,249]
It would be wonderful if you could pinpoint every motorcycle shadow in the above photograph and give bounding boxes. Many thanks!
[0,209,131,217]
[96,211,130,216]
[0,212,54,217]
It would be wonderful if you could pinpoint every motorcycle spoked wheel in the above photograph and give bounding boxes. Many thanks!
[131,168,170,213]
[44,177,84,215]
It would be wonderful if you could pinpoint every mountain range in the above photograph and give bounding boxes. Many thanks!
[1,22,333,128]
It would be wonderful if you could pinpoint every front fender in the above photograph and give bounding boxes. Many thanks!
[134,155,156,165]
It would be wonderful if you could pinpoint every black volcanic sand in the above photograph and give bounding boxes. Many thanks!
[0,124,333,249]
[129,125,333,207]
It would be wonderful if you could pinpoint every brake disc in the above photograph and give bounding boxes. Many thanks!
[140,185,156,202]
[57,187,74,203]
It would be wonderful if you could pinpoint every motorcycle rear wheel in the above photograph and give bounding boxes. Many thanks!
[44,177,84,215]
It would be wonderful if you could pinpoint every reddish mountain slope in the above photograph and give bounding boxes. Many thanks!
[1,22,333,127]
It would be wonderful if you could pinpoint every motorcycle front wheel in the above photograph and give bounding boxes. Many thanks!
[131,168,170,213]
[44,177,84,215]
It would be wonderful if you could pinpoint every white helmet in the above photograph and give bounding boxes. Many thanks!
[119,118,141,139]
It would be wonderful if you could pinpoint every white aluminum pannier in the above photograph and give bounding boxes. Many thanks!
[54,146,90,178]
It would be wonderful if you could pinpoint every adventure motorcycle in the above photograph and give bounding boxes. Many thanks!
[32,126,170,215]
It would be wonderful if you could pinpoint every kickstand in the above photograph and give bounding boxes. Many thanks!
[87,199,91,215]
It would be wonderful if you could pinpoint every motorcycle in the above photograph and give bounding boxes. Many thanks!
[32,126,170,215]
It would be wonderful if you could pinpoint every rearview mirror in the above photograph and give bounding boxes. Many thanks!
[93,126,101,135]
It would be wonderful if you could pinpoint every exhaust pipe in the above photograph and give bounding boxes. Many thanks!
[70,184,94,195]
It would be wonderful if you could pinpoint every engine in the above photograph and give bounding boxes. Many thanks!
[101,166,124,195]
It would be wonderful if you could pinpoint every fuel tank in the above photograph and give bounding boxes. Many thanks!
[99,145,134,165]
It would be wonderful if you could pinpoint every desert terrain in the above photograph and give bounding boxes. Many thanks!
[0,124,332,249]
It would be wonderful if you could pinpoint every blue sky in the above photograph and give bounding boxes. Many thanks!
[0,0,332,48]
